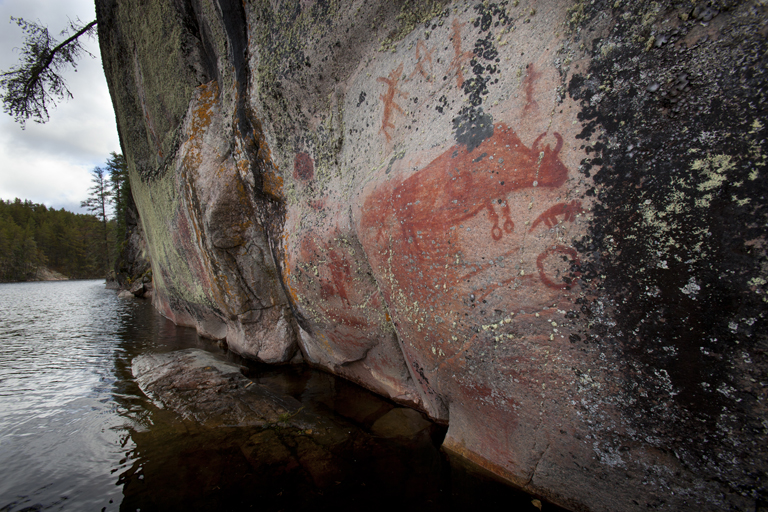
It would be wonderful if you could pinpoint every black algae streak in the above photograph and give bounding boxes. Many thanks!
[568,0,768,503]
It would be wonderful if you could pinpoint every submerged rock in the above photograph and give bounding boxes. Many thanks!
[132,349,306,428]
[371,408,432,439]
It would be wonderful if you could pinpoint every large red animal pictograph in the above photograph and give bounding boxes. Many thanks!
[364,123,567,256]
[361,122,584,307]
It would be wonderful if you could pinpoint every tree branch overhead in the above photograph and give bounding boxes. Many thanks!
[0,17,97,127]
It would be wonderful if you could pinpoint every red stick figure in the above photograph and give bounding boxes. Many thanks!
[448,19,473,88]
[522,63,542,115]
[378,63,409,141]
[409,40,435,81]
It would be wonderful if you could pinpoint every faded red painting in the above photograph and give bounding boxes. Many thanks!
[359,123,582,385]
[409,40,434,81]
[363,123,568,265]
[521,63,542,116]
[291,231,390,364]
[448,19,473,88]
[294,152,314,181]
[378,63,408,142]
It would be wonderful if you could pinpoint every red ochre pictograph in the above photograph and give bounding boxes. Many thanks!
[377,63,408,142]
[362,124,579,294]
[530,200,584,231]
[522,63,542,116]
[448,19,474,88]
[409,40,435,81]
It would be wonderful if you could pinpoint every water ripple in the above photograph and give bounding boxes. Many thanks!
[0,280,181,511]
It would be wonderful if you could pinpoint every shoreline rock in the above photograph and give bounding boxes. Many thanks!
[32,267,68,282]
[132,349,308,428]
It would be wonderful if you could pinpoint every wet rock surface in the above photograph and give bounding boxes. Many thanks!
[98,0,767,510]
[127,348,558,511]
[132,349,306,427]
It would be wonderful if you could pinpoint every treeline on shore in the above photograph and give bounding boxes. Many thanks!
[0,153,131,283]
[0,198,113,281]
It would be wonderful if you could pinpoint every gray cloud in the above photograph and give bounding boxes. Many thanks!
[0,0,120,213]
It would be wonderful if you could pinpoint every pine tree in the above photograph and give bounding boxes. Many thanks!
[106,152,129,256]
[0,17,97,127]
[81,166,113,275]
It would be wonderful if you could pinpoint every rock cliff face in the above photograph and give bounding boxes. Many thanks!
[114,192,152,289]
[96,1,768,510]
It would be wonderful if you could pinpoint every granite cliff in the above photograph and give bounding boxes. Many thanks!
[96,0,767,510]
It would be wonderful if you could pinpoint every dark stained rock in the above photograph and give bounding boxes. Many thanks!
[129,279,146,297]
[115,193,152,290]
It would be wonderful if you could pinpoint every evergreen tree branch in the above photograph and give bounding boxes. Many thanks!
[1,17,97,127]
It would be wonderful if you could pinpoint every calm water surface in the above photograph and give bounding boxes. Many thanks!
[0,280,557,512]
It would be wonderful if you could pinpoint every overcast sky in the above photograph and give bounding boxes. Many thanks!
[0,0,120,214]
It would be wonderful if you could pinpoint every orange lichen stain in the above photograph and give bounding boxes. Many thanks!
[262,169,284,200]
[237,158,250,177]
[246,112,276,169]
[179,81,220,173]
[189,82,219,141]
[282,236,302,306]
[257,135,274,167]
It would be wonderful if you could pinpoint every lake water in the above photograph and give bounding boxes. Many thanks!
[0,280,559,511]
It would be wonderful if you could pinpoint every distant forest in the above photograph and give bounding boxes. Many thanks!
[0,154,130,282]
[0,198,111,281]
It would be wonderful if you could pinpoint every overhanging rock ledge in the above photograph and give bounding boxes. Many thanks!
[96,1,768,510]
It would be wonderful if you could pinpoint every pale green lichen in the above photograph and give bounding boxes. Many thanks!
[693,154,735,208]
[695,154,734,191]
[565,2,586,31]
[380,0,450,51]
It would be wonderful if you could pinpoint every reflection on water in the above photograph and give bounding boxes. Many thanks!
[0,280,559,512]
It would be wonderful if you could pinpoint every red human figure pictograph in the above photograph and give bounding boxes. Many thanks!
[522,63,542,115]
[378,63,409,142]
[448,19,474,88]
[409,40,435,81]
